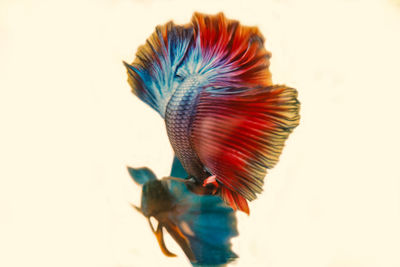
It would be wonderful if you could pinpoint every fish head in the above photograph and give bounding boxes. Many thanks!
[140,179,175,217]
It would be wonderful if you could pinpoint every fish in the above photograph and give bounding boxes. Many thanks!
[124,12,300,214]
[128,156,238,266]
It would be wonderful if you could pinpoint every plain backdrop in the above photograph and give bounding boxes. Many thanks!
[1,0,400,266]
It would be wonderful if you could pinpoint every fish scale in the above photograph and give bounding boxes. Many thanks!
[165,75,208,182]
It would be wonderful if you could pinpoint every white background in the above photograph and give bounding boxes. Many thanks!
[1,0,400,266]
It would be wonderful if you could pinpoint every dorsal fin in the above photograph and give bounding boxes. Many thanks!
[191,85,300,213]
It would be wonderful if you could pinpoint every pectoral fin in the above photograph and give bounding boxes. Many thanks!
[163,220,196,262]
[151,219,177,258]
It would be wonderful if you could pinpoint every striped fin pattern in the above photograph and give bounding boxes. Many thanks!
[124,22,193,117]
[191,85,300,212]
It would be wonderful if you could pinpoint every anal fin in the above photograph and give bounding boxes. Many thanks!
[221,187,250,215]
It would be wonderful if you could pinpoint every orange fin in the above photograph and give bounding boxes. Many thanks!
[163,220,196,262]
[154,222,177,257]
[221,187,250,215]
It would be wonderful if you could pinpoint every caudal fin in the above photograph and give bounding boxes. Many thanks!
[124,22,193,117]
[178,12,272,87]
[124,12,273,117]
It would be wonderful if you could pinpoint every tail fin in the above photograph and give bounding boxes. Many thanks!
[178,12,272,88]
[124,22,193,117]
[125,12,272,116]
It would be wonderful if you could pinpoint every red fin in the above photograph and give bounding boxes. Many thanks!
[180,12,272,87]
[191,85,300,207]
[221,187,250,215]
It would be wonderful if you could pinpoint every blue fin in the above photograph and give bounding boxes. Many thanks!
[130,157,238,265]
[168,156,238,266]
[127,166,157,185]
[170,155,189,178]
[125,13,273,120]
[124,22,193,117]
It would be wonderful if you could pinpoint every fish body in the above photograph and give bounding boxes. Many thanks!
[125,12,300,214]
[165,75,207,181]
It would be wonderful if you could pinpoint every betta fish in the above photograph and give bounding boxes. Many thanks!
[129,156,238,266]
[124,12,300,214]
